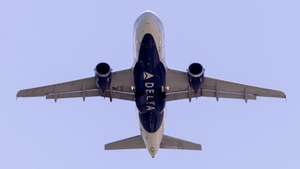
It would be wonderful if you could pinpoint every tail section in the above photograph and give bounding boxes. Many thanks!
[104,135,201,151]
[105,135,145,150]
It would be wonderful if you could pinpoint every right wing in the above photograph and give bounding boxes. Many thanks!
[166,69,286,102]
[17,69,135,101]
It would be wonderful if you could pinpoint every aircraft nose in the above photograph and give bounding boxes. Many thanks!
[135,11,162,28]
[140,11,159,20]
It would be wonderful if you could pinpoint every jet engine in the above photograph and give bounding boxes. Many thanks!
[187,63,205,92]
[95,62,112,92]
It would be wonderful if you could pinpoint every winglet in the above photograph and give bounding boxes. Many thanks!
[281,91,287,99]
[16,90,21,98]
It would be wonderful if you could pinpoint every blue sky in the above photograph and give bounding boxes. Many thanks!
[1,0,299,168]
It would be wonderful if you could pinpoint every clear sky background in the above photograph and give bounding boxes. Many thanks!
[1,0,299,168]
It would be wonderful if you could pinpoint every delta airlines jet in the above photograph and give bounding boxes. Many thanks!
[17,11,286,158]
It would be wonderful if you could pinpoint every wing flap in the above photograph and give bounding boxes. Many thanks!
[46,89,135,101]
[166,89,256,101]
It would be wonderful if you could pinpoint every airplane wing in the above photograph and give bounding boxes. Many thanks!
[17,69,135,101]
[166,69,286,102]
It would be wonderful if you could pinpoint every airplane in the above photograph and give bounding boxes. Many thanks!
[17,11,286,158]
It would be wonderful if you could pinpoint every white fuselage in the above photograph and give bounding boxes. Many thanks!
[133,11,166,157]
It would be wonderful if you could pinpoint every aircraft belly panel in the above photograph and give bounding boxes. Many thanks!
[134,33,166,133]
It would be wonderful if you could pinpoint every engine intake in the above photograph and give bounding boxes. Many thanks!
[187,63,205,92]
[95,62,112,92]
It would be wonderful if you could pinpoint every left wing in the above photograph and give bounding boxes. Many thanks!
[166,69,286,102]
[17,69,135,101]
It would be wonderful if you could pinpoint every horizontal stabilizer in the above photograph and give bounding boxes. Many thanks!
[160,135,202,150]
[105,135,145,150]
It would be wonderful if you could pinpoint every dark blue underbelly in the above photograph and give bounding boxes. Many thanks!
[134,33,166,133]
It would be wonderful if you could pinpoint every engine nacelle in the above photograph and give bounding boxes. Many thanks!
[187,63,205,92]
[95,62,112,92]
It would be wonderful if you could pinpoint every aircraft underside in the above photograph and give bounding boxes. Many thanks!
[16,11,286,158]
